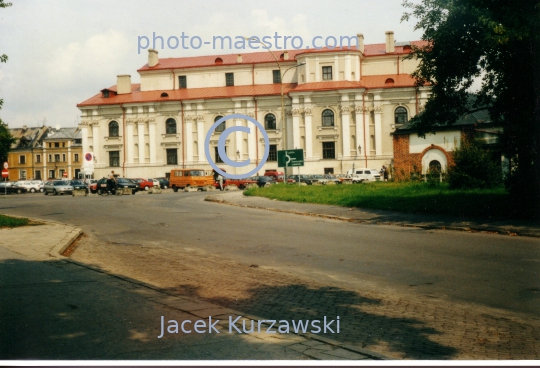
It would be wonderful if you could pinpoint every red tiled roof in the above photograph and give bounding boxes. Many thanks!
[137,41,428,71]
[77,74,419,107]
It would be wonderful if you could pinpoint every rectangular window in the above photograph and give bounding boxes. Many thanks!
[48,170,55,179]
[59,169,65,178]
[225,73,234,86]
[35,170,41,180]
[214,146,226,163]
[62,154,66,162]
[179,75,187,88]
[324,168,334,174]
[273,70,281,83]
[19,170,26,179]
[62,142,65,147]
[322,142,335,159]
[166,149,178,165]
[19,155,26,164]
[74,153,79,162]
[36,154,41,163]
[49,143,52,148]
[48,154,52,162]
[54,142,59,148]
[109,151,120,167]
[268,145,277,161]
[54,154,60,162]
[322,66,333,80]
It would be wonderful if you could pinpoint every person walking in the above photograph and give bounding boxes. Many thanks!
[218,174,224,191]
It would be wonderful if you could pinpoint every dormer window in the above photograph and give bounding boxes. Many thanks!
[215,57,223,64]
[385,78,395,85]
[161,92,169,98]
[102,90,110,98]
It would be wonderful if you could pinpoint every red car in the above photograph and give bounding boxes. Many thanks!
[132,178,154,191]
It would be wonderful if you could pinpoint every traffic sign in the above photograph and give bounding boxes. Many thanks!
[2,162,8,170]
[277,149,304,167]
[1,169,8,178]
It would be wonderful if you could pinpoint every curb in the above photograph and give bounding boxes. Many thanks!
[204,195,539,238]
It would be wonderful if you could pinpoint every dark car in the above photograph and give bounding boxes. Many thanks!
[66,180,89,193]
[96,177,137,195]
[155,177,169,189]
[249,176,277,188]
[288,175,316,185]
[0,182,28,194]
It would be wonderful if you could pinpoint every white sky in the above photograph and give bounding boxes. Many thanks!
[0,0,423,128]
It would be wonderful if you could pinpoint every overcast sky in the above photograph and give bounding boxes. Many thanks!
[0,0,423,128]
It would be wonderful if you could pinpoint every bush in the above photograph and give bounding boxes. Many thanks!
[447,141,502,189]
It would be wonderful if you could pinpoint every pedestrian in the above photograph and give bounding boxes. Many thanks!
[107,170,117,192]
[218,174,224,191]
[383,166,389,181]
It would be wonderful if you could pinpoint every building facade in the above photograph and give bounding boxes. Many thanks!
[392,108,502,180]
[7,126,83,181]
[77,32,431,179]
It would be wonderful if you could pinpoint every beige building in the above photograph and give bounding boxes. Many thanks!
[77,31,431,178]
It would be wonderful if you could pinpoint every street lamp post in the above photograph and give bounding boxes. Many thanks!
[244,37,305,181]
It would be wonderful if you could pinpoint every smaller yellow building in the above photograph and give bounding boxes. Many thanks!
[7,126,83,181]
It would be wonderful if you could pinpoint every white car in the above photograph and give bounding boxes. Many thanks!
[149,178,160,189]
[346,168,381,182]
[13,180,43,193]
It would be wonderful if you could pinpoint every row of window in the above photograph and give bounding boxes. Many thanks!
[107,142,338,168]
[108,107,409,137]
[176,66,341,89]
[16,169,82,180]
[17,154,79,164]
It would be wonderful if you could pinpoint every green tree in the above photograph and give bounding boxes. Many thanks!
[0,0,14,164]
[402,0,540,218]
[447,141,501,189]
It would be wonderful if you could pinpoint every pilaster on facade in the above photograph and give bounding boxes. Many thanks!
[148,118,157,164]
[303,104,313,159]
[340,94,351,158]
[373,94,383,157]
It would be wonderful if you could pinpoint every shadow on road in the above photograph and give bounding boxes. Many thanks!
[170,282,458,359]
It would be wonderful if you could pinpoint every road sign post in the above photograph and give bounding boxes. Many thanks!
[2,163,8,198]
[277,150,304,185]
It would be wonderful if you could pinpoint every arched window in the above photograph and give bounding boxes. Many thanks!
[265,113,276,130]
[214,115,225,133]
[395,106,408,125]
[385,78,395,85]
[322,109,334,127]
[109,121,119,137]
[429,160,441,173]
[215,58,223,64]
[166,118,177,134]
[161,92,169,98]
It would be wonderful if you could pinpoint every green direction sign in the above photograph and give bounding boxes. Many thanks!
[277,149,304,167]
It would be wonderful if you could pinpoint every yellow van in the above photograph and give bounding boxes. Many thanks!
[170,169,214,192]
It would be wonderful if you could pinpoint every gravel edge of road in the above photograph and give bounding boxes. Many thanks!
[204,195,540,238]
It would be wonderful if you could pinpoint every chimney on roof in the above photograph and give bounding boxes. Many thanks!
[117,75,132,94]
[385,31,395,53]
[148,48,159,67]
[283,51,289,60]
[22,125,27,132]
[357,33,364,54]
[237,54,242,63]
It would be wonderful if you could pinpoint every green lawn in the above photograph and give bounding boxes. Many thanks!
[244,182,516,220]
[0,214,29,228]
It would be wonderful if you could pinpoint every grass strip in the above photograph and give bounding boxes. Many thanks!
[0,214,29,228]
[244,182,515,220]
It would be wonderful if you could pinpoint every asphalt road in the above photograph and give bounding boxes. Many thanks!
[1,191,539,317]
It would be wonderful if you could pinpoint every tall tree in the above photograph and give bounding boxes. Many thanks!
[0,0,14,164]
[402,0,540,219]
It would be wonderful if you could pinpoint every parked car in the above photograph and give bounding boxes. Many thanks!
[155,177,169,189]
[169,169,214,192]
[132,178,154,191]
[65,180,89,193]
[149,178,161,189]
[43,180,74,195]
[346,168,382,182]
[95,177,137,195]
[220,177,258,189]
[287,175,316,185]
[12,180,42,193]
[309,174,329,184]
[348,174,366,184]
[264,170,295,183]
[323,174,342,184]
[0,182,28,194]
[336,174,353,184]
[249,176,278,187]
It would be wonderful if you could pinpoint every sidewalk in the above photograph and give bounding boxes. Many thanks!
[205,191,540,237]
[0,219,384,360]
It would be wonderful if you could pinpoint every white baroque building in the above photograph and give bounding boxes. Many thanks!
[77,31,431,178]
